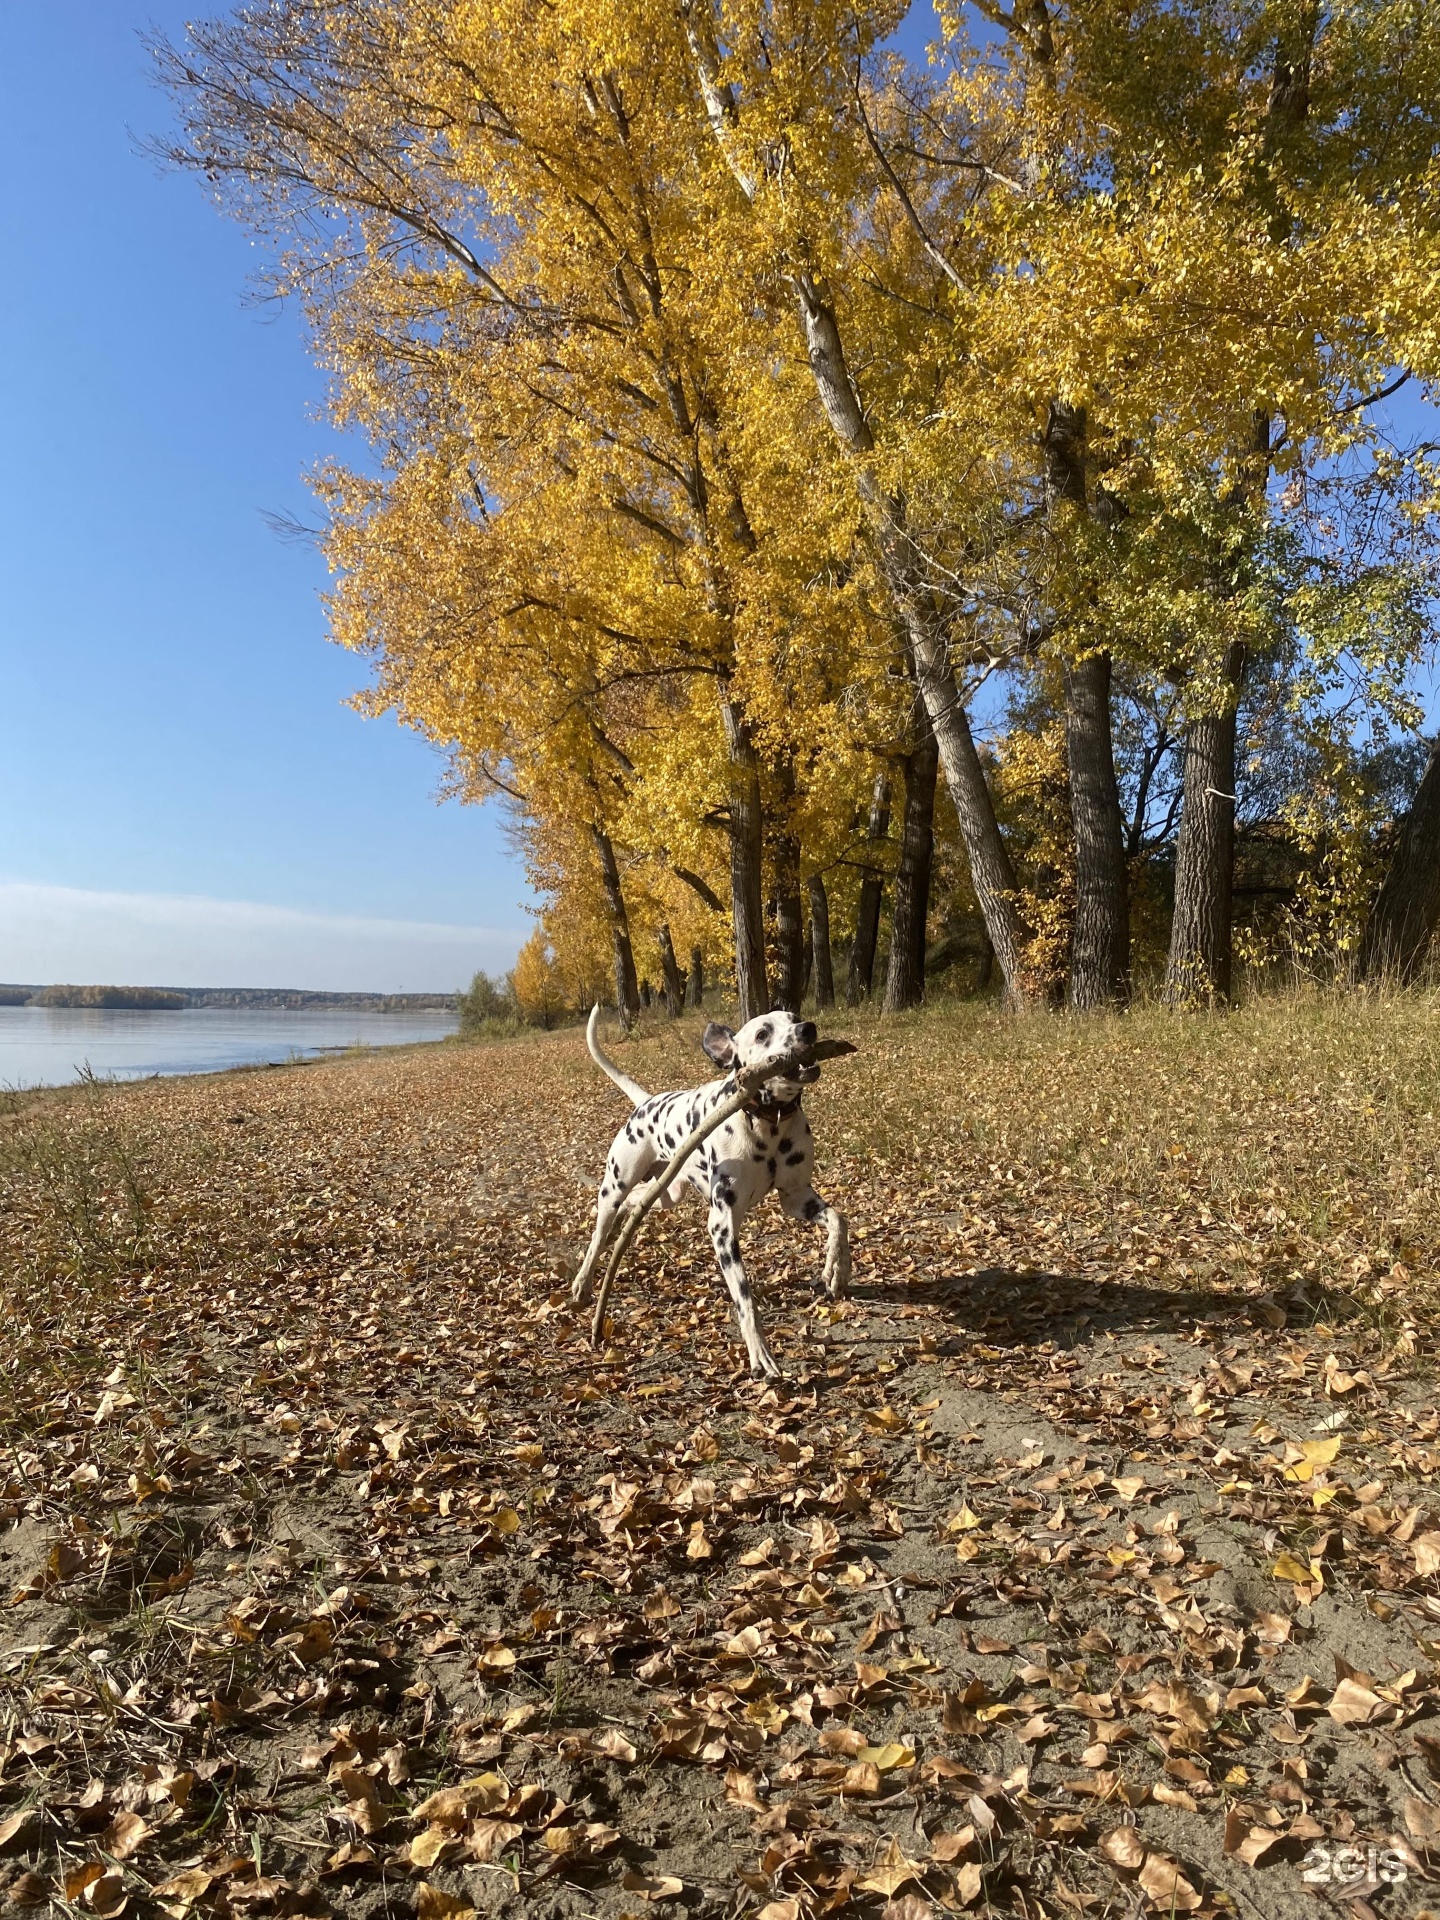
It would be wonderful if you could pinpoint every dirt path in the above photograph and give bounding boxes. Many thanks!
[4,1014,1440,1920]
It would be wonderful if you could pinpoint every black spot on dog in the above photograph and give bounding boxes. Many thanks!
[786,1151,805,1166]
[803,1196,823,1221]
[779,1138,792,1152]
[767,1157,776,1175]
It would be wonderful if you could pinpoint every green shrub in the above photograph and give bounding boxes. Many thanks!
[457,969,520,1038]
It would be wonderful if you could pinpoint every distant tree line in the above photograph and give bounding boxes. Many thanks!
[28,986,189,1011]
[3,986,461,1013]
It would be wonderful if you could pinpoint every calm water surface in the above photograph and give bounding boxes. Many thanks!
[0,1006,459,1090]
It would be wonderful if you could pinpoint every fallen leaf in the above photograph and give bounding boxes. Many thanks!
[413,1776,507,1826]
[1138,1854,1202,1909]
[1404,1798,1440,1845]
[1100,1827,1146,1871]
[1328,1676,1387,1726]
[415,1885,474,1920]
[0,1812,37,1853]
[98,1812,150,1861]
[953,1861,984,1907]
[620,1869,684,1902]
[857,1836,925,1897]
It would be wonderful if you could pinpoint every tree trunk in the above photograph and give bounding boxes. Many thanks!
[771,769,806,1013]
[657,922,686,1016]
[719,688,769,1021]
[774,875,805,1010]
[793,281,1036,1007]
[688,947,705,1008]
[639,978,652,1009]
[807,874,836,1008]
[592,826,641,1029]
[908,624,1035,1005]
[976,931,995,994]
[884,709,938,1013]
[847,771,891,1004]
[1164,644,1246,1008]
[683,55,1035,1006]
[1358,739,1440,982]
[1064,652,1131,1009]
[1040,402,1130,1011]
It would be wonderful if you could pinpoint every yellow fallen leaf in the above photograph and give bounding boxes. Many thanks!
[150,1870,213,1908]
[415,1885,474,1920]
[856,1742,916,1771]
[855,1836,924,1896]
[412,1775,507,1825]
[1271,1552,1323,1587]
[405,1828,452,1869]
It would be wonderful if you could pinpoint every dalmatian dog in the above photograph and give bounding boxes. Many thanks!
[571,1006,851,1378]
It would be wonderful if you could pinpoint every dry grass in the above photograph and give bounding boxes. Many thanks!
[2,995,1440,1920]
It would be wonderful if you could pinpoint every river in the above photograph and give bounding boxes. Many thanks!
[0,1004,460,1090]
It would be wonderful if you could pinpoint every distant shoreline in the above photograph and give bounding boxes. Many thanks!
[0,984,458,1012]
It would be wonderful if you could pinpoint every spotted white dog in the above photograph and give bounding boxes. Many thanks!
[571,1006,851,1378]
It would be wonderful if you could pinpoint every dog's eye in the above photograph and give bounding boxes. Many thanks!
[753,1022,773,1046]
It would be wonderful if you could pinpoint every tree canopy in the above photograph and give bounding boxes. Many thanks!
[154,0,1440,1015]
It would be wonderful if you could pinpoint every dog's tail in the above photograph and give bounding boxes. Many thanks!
[586,1004,649,1105]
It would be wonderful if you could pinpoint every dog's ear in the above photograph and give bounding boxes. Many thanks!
[701,1022,737,1067]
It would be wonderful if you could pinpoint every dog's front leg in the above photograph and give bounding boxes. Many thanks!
[571,1190,627,1306]
[572,1137,653,1305]
[707,1192,780,1378]
[782,1186,850,1298]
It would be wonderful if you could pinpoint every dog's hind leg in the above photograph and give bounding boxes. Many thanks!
[707,1192,780,1378]
[781,1186,850,1298]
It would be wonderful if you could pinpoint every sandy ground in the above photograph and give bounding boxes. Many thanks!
[4,1006,1440,1920]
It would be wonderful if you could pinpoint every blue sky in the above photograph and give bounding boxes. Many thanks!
[2,5,1434,991]
[0,2,532,992]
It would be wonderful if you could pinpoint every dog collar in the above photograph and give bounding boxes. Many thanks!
[745,1089,805,1121]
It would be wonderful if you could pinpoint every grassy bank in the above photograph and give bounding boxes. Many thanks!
[2,994,1439,1919]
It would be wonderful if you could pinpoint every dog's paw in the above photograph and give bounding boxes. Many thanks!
[570,1277,594,1307]
[749,1347,783,1380]
[823,1251,851,1299]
